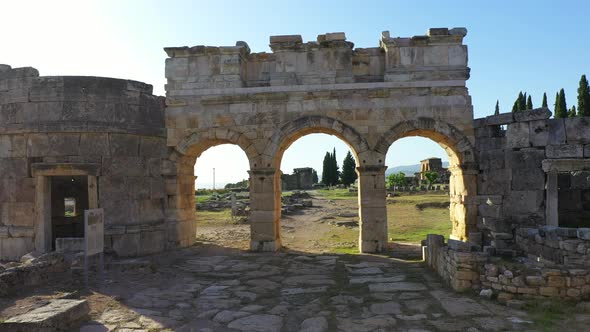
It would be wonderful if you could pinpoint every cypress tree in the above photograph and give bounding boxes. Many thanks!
[494,100,499,115]
[569,106,577,118]
[555,89,568,118]
[542,92,548,108]
[321,152,331,185]
[554,92,560,117]
[518,92,526,111]
[332,148,340,185]
[340,151,357,187]
[526,95,533,110]
[511,101,518,113]
[578,74,590,117]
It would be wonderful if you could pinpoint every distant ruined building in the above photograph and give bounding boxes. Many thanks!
[417,157,450,183]
[281,167,315,191]
[1,27,590,300]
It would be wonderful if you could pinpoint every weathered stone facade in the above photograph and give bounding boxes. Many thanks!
[163,28,477,252]
[0,65,169,259]
[474,107,590,254]
[424,107,590,300]
[281,167,315,191]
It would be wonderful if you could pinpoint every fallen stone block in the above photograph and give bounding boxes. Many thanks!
[3,299,89,331]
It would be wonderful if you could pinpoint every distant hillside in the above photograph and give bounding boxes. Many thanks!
[385,162,449,176]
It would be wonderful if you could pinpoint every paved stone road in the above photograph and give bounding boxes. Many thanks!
[80,248,540,331]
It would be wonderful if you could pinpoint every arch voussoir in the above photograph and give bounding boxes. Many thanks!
[266,115,369,168]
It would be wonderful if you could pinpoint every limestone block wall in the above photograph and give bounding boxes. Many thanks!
[474,108,590,254]
[480,260,590,300]
[424,234,590,300]
[515,227,590,266]
[0,65,168,259]
[424,234,487,291]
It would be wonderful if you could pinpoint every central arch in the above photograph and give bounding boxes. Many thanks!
[376,118,477,241]
[259,115,388,253]
[266,116,370,169]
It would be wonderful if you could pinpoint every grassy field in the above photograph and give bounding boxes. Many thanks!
[316,189,452,243]
[314,189,451,243]
[387,193,452,242]
[195,210,232,224]
[315,189,452,248]
[315,188,358,200]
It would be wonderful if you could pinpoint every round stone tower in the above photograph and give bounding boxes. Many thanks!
[0,65,174,260]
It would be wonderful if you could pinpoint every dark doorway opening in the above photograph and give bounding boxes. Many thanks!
[50,176,88,250]
[558,172,590,228]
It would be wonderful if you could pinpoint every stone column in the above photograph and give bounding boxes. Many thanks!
[249,168,281,251]
[357,165,388,253]
[546,171,558,226]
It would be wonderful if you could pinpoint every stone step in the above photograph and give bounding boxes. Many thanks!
[2,299,89,332]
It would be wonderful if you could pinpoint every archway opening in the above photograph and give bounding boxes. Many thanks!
[385,137,453,252]
[383,127,472,256]
[276,133,361,254]
[192,144,251,250]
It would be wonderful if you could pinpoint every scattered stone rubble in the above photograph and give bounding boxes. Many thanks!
[0,252,67,297]
[281,191,313,214]
[196,192,250,215]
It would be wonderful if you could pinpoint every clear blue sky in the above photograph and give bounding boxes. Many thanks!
[3,1,589,188]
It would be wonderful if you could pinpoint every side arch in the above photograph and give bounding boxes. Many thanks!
[175,128,257,165]
[374,117,476,166]
[163,128,256,249]
[376,117,477,241]
[265,115,370,169]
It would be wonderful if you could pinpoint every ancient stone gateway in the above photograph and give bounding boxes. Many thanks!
[163,28,477,252]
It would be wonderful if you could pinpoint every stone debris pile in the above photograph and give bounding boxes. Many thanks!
[281,191,313,214]
[196,192,250,216]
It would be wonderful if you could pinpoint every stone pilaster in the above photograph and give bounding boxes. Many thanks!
[449,165,478,241]
[357,165,388,253]
[249,168,281,251]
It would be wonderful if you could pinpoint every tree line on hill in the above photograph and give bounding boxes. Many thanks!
[321,148,357,187]
[494,74,590,119]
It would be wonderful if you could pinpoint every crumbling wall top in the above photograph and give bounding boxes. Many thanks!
[164,28,470,92]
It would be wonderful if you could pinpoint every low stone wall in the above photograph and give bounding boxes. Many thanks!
[424,234,487,291]
[481,260,590,301]
[515,227,590,266]
[424,233,590,301]
[0,252,67,297]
